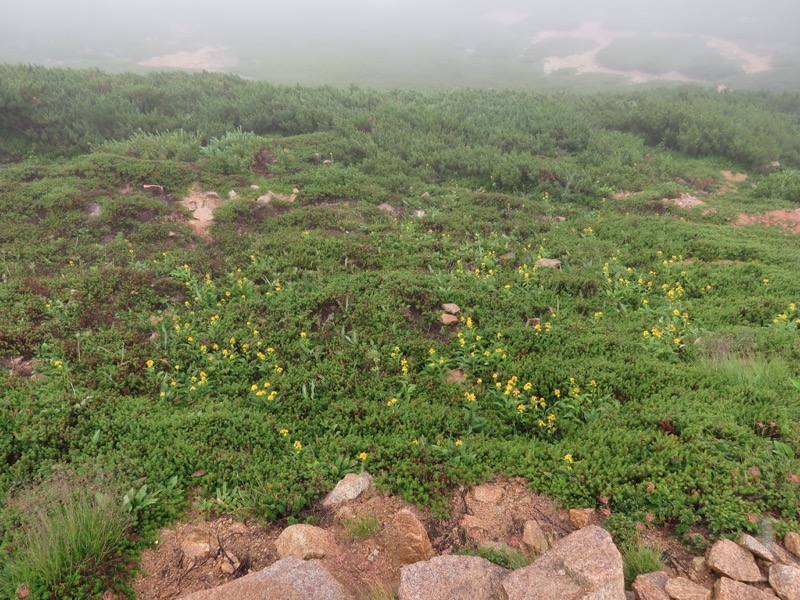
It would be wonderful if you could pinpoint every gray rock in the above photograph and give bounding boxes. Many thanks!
[503,525,624,600]
[322,472,374,507]
[708,539,766,582]
[769,564,800,600]
[180,557,353,600]
[398,555,508,600]
[739,534,775,562]
[275,524,336,560]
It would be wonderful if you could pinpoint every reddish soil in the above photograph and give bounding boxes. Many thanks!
[734,209,800,234]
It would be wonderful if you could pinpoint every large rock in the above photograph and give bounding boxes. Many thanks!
[522,520,549,555]
[714,577,777,600]
[785,534,800,559]
[322,472,374,507]
[180,557,352,600]
[707,539,766,582]
[664,576,710,600]
[275,524,336,560]
[392,508,435,567]
[398,555,508,600]
[502,525,624,600]
[738,534,775,562]
[632,571,670,600]
[769,564,800,600]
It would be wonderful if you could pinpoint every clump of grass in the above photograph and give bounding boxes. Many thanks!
[340,513,382,540]
[0,485,129,598]
[621,541,665,590]
[361,580,397,600]
[456,545,530,570]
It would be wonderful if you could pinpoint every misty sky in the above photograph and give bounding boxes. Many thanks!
[2,0,798,88]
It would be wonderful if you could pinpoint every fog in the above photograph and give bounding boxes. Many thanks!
[2,0,799,89]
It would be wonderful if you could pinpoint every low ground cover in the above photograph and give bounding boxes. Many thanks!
[1,70,799,597]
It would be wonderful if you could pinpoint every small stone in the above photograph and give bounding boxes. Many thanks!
[632,571,670,600]
[769,564,800,600]
[569,508,596,529]
[498,252,514,261]
[535,258,562,269]
[471,484,504,504]
[143,184,164,195]
[715,577,777,600]
[275,524,335,560]
[322,472,373,507]
[323,159,333,165]
[441,314,459,325]
[664,576,710,600]
[739,534,775,562]
[393,508,434,567]
[204,191,221,199]
[441,303,461,315]
[217,551,240,575]
[250,184,260,189]
[228,190,240,199]
[689,557,713,585]
[708,539,766,582]
[785,533,800,559]
[181,529,214,562]
[522,520,549,555]
[413,210,425,217]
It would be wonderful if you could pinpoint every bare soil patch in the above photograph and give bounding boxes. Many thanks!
[721,170,748,183]
[734,209,800,234]
[180,185,222,237]
[663,193,705,209]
